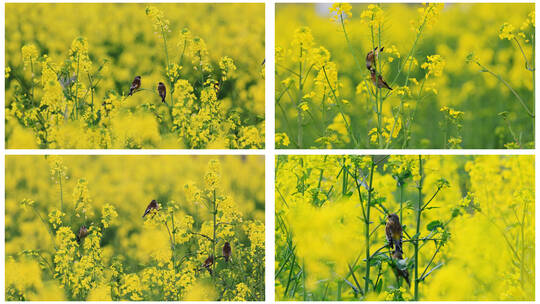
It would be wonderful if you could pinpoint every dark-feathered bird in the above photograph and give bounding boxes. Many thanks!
[76,225,89,244]
[371,70,392,90]
[392,250,411,287]
[366,46,383,71]
[158,82,166,103]
[142,199,159,218]
[386,213,403,255]
[202,255,214,274]
[128,76,141,96]
[223,242,232,262]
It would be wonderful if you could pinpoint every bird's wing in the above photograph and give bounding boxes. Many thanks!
[385,223,394,248]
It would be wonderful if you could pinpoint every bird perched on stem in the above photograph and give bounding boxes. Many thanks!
[76,225,89,244]
[202,255,214,274]
[142,199,159,218]
[128,76,141,96]
[386,213,403,255]
[158,82,166,103]
[366,46,383,72]
[371,70,392,90]
[223,242,232,262]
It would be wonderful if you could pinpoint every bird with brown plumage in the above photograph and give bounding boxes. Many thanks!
[76,225,89,244]
[371,69,392,90]
[142,199,159,218]
[158,82,166,103]
[128,76,141,96]
[366,46,384,72]
[202,255,214,274]
[223,242,232,262]
[392,250,411,287]
[385,213,403,254]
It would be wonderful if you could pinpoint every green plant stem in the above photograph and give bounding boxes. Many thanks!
[164,220,175,270]
[341,158,347,195]
[443,118,449,148]
[353,165,367,221]
[338,12,378,145]
[364,160,375,295]
[377,12,384,149]
[383,111,400,149]
[58,174,64,213]
[322,66,359,147]
[30,58,35,107]
[212,189,217,277]
[419,242,441,280]
[160,24,174,107]
[297,45,304,148]
[397,8,432,148]
[399,183,404,222]
[75,55,80,119]
[505,118,521,146]
[414,155,424,300]
[339,13,364,73]
[302,261,307,300]
[87,72,94,110]
[474,61,534,118]
[513,37,534,71]
[35,252,54,274]
[31,206,57,250]
[179,39,187,67]
[284,249,296,297]
[321,93,328,132]
[403,79,427,148]
[520,198,527,286]
[171,211,177,268]
[276,99,298,147]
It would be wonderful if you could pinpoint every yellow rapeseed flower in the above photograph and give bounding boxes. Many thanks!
[499,22,515,40]
[329,3,352,23]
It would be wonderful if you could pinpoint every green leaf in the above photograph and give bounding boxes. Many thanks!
[396,258,408,271]
[375,278,383,293]
[372,253,392,263]
[427,220,444,231]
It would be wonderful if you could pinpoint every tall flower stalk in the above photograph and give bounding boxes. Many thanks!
[146,6,174,108]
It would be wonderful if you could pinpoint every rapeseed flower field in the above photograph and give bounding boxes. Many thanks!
[275,3,534,149]
[6,3,265,149]
[275,155,534,300]
[6,156,265,300]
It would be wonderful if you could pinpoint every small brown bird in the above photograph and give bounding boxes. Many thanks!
[386,213,403,255]
[142,199,159,218]
[77,225,89,244]
[371,70,392,90]
[158,82,166,103]
[202,255,214,274]
[128,76,141,96]
[223,242,232,262]
[392,250,411,287]
[366,46,383,71]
